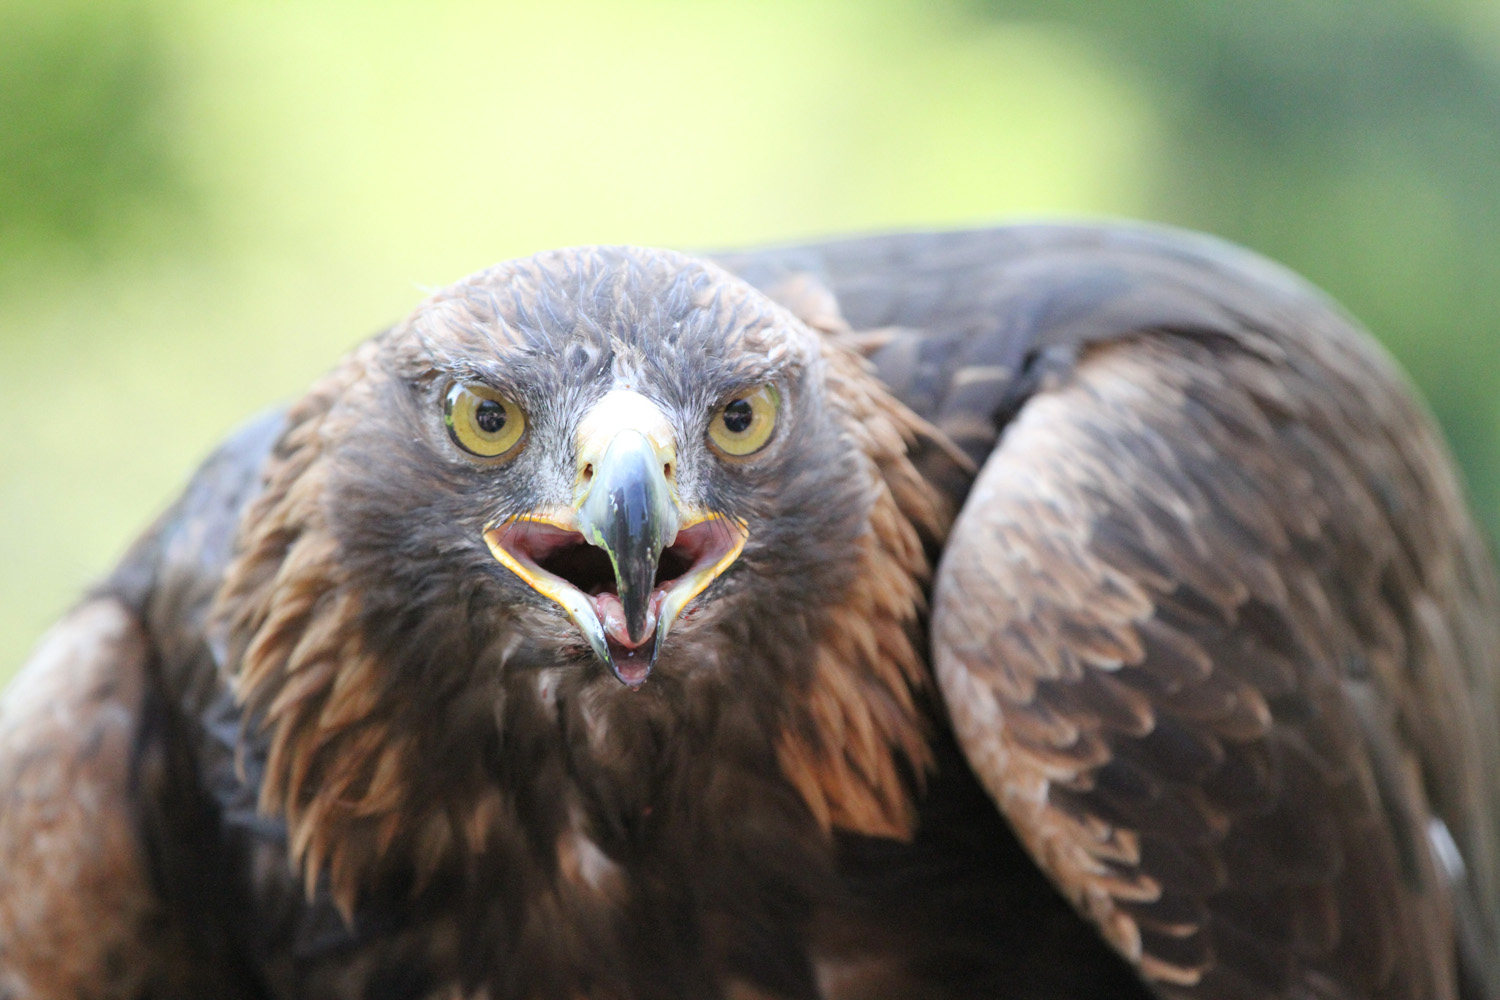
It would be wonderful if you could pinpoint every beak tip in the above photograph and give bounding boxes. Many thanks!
[623,597,654,647]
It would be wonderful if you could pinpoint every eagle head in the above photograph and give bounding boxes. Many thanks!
[358,246,874,691]
[215,246,943,912]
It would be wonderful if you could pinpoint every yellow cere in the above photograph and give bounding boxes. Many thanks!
[707,385,779,458]
[445,383,527,459]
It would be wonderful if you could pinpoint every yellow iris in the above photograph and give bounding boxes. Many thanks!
[707,384,779,457]
[445,383,527,459]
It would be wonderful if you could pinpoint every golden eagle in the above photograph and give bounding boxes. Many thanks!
[3,224,1498,1000]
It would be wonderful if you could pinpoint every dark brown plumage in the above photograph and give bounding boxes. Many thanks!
[1,223,1497,1000]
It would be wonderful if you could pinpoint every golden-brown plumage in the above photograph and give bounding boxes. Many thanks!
[772,331,951,842]
[1,224,1496,1000]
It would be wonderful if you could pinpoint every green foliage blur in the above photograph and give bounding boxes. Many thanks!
[2,0,1497,681]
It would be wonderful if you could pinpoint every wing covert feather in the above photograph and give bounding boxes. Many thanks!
[931,324,1500,999]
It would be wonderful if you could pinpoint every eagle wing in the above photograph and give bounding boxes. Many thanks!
[0,598,163,998]
[720,225,1500,999]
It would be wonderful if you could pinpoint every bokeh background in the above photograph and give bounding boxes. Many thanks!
[3,0,1498,683]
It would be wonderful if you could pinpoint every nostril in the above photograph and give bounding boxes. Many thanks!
[662,462,673,480]
[581,463,594,486]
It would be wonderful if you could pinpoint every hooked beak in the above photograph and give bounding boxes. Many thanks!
[483,390,746,688]
[577,428,675,646]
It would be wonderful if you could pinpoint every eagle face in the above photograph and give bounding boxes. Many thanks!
[295,245,875,723]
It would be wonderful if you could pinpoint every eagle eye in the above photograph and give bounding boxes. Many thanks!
[445,383,527,460]
[708,384,779,458]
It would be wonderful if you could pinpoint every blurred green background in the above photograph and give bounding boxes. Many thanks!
[3,0,1498,683]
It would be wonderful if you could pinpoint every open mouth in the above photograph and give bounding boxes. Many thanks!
[485,515,746,686]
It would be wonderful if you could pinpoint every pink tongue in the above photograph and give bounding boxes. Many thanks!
[593,592,657,649]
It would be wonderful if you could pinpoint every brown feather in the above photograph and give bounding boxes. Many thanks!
[772,331,951,841]
[214,342,463,916]
[933,321,1500,998]
[0,601,162,997]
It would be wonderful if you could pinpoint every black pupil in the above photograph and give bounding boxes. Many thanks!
[475,399,508,435]
[722,399,754,434]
